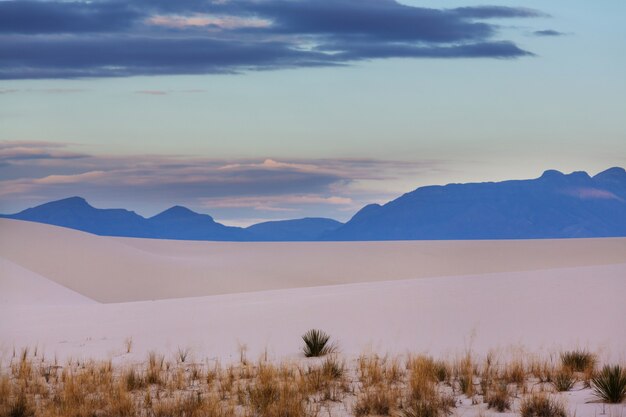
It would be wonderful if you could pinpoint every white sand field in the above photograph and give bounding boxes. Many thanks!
[1,217,625,364]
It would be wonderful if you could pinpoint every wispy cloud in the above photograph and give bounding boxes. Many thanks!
[0,141,88,161]
[135,89,207,95]
[533,29,565,37]
[0,141,441,221]
[0,0,547,79]
[0,88,87,94]
[135,90,169,95]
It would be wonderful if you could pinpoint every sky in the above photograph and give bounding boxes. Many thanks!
[1,0,625,226]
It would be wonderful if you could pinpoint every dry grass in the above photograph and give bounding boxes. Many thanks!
[485,383,511,412]
[560,350,596,373]
[0,347,620,417]
[552,367,576,392]
[519,393,567,417]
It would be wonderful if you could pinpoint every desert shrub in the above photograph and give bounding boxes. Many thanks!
[321,356,344,379]
[354,387,399,416]
[591,365,626,403]
[302,329,335,357]
[124,367,146,391]
[358,356,385,388]
[560,350,596,373]
[504,360,526,385]
[246,362,314,416]
[458,374,473,397]
[404,359,454,417]
[146,351,164,385]
[455,354,475,397]
[486,384,511,412]
[520,394,567,417]
[552,368,575,392]
[176,347,190,363]
[434,361,449,383]
[4,390,34,417]
[400,400,452,417]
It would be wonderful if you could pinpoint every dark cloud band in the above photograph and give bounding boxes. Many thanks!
[0,0,544,79]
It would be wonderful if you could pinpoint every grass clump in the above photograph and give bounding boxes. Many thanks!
[354,387,400,416]
[302,329,336,357]
[552,368,575,392]
[560,350,596,373]
[3,390,34,417]
[520,394,567,417]
[486,384,511,412]
[591,365,626,403]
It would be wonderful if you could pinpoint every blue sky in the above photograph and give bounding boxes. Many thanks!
[1,0,625,225]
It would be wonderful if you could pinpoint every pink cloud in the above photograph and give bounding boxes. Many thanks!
[34,171,107,185]
[147,14,271,30]
[135,90,168,95]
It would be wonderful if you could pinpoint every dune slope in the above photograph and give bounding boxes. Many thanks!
[1,264,625,362]
[1,218,626,303]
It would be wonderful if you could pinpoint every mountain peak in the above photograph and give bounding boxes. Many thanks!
[164,205,196,215]
[539,169,565,179]
[539,170,591,182]
[594,167,626,181]
[152,205,212,220]
[567,170,591,180]
[47,196,92,208]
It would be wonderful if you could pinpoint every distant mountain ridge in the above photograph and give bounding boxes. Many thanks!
[2,167,625,241]
[325,167,626,240]
[0,197,342,241]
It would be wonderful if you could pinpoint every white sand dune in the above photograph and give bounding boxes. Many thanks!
[0,258,95,305]
[1,264,625,363]
[1,218,626,303]
[1,218,625,364]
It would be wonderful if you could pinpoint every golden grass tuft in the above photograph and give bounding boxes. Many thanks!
[0,346,618,417]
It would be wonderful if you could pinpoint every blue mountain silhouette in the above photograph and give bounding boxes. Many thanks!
[324,167,626,240]
[2,167,625,240]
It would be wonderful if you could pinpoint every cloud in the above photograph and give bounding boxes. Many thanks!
[200,195,353,210]
[0,141,442,220]
[135,90,169,95]
[34,171,107,185]
[135,89,207,95]
[533,29,565,37]
[0,141,88,161]
[147,14,271,30]
[0,0,546,79]
[0,88,86,94]
[0,1,140,34]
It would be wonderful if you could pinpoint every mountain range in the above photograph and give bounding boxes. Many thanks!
[2,167,625,241]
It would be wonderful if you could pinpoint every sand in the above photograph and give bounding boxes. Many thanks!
[0,258,94,305]
[2,264,625,365]
[1,218,626,303]
[1,218,626,365]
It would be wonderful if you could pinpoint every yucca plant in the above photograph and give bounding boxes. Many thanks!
[591,365,626,403]
[302,329,335,357]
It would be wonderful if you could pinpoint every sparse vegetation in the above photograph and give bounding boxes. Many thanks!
[302,329,336,357]
[552,368,576,392]
[0,346,620,417]
[591,365,626,403]
[520,393,567,417]
[176,346,190,363]
[560,350,596,373]
[124,336,133,354]
[486,383,511,412]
